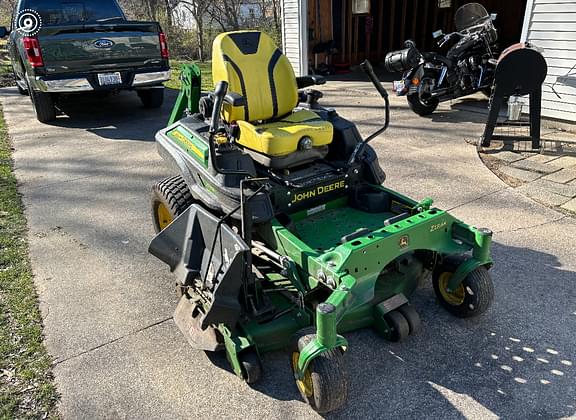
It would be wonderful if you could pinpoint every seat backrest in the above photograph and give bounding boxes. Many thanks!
[212,31,299,123]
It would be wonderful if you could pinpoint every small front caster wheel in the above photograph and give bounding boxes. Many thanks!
[239,350,262,384]
[290,330,348,413]
[433,258,494,318]
[383,310,410,342]
[398,304,422,335]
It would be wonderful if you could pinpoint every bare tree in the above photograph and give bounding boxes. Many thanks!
[208,0,242,31]
[177,0,210,61]
[0,0,17,26]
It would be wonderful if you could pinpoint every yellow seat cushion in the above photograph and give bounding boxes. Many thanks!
[236,109,333,157]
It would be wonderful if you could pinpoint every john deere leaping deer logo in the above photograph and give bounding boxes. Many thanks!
[399,235,409,249]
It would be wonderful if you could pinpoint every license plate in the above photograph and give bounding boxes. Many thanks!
[393,80,406,95]
[97,72,122,86]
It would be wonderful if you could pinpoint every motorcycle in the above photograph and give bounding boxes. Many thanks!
[385,3,499,116]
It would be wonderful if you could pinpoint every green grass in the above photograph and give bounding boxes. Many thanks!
[166,60,213,91]
[0,108,59,418]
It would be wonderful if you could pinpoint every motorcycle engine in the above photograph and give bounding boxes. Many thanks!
[456,56,482,91]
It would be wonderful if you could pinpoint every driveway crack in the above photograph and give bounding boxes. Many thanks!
[494,215,568,234]
[446,186,508,212]
[53,316,172,366]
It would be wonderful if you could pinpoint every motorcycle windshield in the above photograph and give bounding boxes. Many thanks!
[455,3,490,32]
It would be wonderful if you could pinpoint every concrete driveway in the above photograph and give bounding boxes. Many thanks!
[1,84,575,419]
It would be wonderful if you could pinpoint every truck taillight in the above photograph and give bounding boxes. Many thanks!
[23,37,44,67]
[159,32,169,59]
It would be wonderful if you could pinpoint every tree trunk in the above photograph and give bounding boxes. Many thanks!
[197,19,204,61]
[164,0,173,26]
[272,0,281,36]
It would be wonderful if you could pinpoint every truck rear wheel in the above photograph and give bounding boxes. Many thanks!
[138,88,164,108]
[30,88,57,123]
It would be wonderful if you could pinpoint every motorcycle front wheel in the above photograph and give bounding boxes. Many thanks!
[407,71,440,116]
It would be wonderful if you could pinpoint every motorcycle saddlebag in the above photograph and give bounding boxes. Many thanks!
[384,47,421,72]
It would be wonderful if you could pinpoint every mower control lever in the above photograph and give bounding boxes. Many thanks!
[208,81,253,177]
[209,80,228,134]
[361,60,389,102]
[347,60,391,166]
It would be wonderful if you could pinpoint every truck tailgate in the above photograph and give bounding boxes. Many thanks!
[37,22,164,74]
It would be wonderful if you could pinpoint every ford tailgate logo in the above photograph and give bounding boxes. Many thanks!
[94,39,115,49]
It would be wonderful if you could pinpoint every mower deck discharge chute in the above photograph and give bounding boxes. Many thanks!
[149,31,495,413]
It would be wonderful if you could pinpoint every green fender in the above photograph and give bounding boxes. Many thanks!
[295,335,348,380]
[447,257,493,292]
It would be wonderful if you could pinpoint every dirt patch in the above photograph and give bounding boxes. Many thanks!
[478,149,525,188]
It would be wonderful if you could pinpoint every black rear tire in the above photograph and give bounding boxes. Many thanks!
[407,92,439,116]
[138,88,164,108]
[29,88,56,123]
[290,328,348,414]
[407,69,440,116]
[151,175,194,233]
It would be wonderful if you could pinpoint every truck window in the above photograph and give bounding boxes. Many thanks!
[20,0,126,25]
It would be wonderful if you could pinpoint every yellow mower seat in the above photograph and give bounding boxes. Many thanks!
[212,31,333,166]
[236,109,333,156]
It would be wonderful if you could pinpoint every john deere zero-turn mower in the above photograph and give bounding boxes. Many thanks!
[149,31,495,413]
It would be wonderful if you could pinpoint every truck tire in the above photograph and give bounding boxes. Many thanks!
[138,88,164,108]
[30,89,57,123]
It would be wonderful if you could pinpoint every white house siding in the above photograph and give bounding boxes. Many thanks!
[522,0,576,121]
[281,0,308,76]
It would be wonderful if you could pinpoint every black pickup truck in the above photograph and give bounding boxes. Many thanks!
[1,0,170,122]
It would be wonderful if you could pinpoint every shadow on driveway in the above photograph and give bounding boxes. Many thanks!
[203,241,576,419]
[46,88,179,142]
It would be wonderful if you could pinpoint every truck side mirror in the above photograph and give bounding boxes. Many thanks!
[491,13,497,21]
[433,30,443,39]
[0,27,8,38]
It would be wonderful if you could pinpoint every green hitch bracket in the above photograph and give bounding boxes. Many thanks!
[168,63,202,126]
